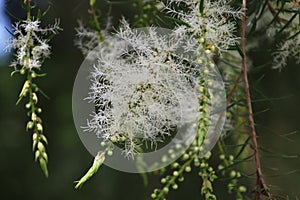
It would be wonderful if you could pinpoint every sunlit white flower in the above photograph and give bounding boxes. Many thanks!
[83,21,203,158]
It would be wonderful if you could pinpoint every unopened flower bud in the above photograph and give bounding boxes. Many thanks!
[40,134,48,144]
[172,184,178,190]
[25,103,31,109]
[19,80,30,98]
[238,186,247,192]
[20,68,26,75]
[107,150,113,156]
[37,123,43,132]
[163,187,169,194]
[178,176,184,182]
[42,152,48,162]
[100,141,106,147]
[35,150,40,161]
[111,136,117,143]
[155,2,164,10]
[31,112,37,121]
[32,93,38,104]
[37,142,44,152]
[185,166,191,172]
[32,133,38,141]
[150,193,156,199]
[230,170,236,178]
[31,71,37,78]
[26,121,34,130]
[173,171,179,176]
[182,154,189,160]
[172,162,179,168]
[219,154,225,160]
[205,49,211,54]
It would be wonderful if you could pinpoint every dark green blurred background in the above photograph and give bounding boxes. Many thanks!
[0,1,299,199]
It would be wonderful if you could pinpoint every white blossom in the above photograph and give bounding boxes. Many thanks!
[165,0,242,52]
[83,21,203,158]
[7,19,61,70]
[75,21,104,56]
[272,31,300,70]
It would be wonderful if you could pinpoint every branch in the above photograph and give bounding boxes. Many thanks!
[226,71,243,104]
[241,0,273,199]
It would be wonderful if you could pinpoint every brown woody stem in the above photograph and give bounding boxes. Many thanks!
[241,0,272,199]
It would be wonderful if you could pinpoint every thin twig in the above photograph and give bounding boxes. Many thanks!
[26,0,31,20]
[267,1,286,24]
[226,71,243,104]
[88,3,104,41]
[241,0,273,199]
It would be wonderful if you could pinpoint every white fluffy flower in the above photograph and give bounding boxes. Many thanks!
[83,21,203,158]
[165,0,241,52]
[7,19,61,70]
[75,21,104,56]
[272,31,300,70]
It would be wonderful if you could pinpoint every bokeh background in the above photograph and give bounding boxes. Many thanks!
[0,1,299,199]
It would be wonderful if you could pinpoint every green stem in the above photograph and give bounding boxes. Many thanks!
[156,153,197,200]
[26,0,31,20]
[89,4,104,41]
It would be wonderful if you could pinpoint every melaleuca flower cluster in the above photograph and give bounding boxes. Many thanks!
[165,0,241,52]
[75,21,106,57]
[272,29,300,70]
[83,21,204,158]
[7,19,61,70]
